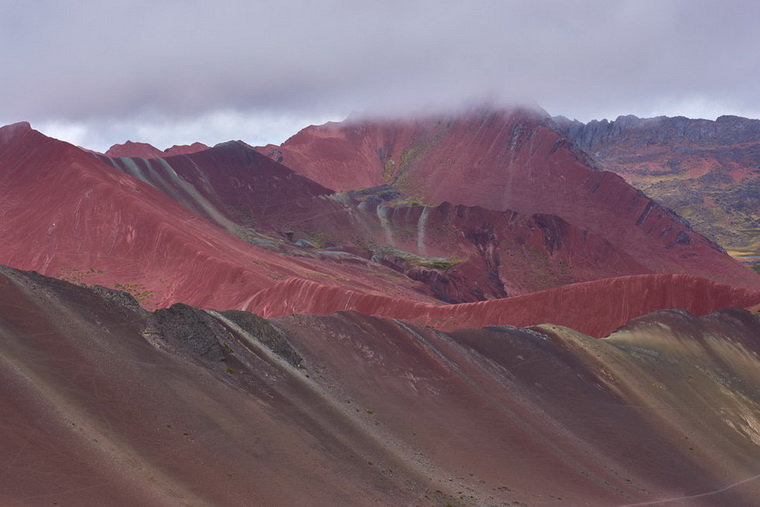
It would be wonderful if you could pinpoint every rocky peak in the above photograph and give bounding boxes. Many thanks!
[555,114,760,152]
[163,142,209,156]
[0,121,32,147]
[105,140,164,158]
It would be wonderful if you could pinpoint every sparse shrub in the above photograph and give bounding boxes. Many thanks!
[56,266,103,285]
[113,282,154,305]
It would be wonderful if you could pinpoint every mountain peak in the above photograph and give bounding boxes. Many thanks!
[0,121,33,147]
[105,140,211,158]
[164,142,209,156]
[105,140,164,158]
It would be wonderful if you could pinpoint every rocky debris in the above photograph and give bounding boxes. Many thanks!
[533,214,568,255]
[221,310,302,367]
[347,184,402,203]
[675,230,691,244]
[464,225,503,286]
[257,144,284,162]
[90,284,147,314]
[142,303,304,368]
[147,303,227,361]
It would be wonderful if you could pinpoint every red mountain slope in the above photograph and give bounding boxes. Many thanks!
[2,265,759,505]
[0,122,437,310]
[98,142,652,300]
[97,141,333,236]
[1,121,757,338]
[266,108,760,289]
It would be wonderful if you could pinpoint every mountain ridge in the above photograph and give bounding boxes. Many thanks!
[553,113,760,263]
[2,109,760,505]
[104,140,210,158]
[254,108,759,289]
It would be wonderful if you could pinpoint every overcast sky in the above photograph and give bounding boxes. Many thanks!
[2,0,759,152]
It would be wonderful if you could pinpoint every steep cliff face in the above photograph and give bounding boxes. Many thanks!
[2,266,759,506]
[262,108,759,289]
[554,114,760,261]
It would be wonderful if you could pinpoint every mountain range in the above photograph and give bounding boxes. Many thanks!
[555,114,760,265]
[1,106,759,505]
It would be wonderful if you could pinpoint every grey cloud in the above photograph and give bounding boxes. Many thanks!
[2,0,759,150]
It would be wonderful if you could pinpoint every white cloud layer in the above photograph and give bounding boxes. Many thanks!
[2,0,759,151]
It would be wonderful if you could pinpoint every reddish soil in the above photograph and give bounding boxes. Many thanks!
[2,122,759,338]
[97,141,333,235]
[3,111,760,506]
[0,122,438,310]
[98,141,655,299]
[267,108,759,289]
[99,138,750,301]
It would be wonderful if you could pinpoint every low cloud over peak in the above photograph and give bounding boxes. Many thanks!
[3,0,759,151]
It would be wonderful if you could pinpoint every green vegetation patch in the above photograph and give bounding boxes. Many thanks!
[383,159,396,182]
[411,257,462,270]
[373,246,464,272]
[113,282,154,305]
[56,267,103,285]
[304,230,333,249]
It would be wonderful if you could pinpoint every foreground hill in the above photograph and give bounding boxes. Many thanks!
[2,265,759,506]
[554,114,760,264]
[261,107,759,289]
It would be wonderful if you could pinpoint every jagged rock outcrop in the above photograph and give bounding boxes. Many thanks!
[553,114,760,259]
[554,114,760,153]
